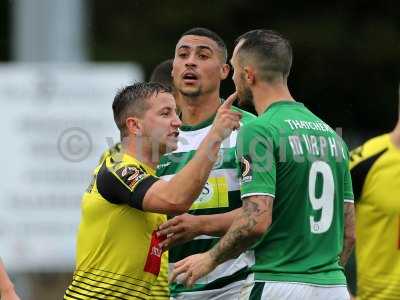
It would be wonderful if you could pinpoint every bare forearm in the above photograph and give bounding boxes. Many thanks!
[167,131,221,205]
[209,212,259,265]
[340,203,355,266]
[165,98,241,208]
[209,197,272,265]
[199,209,240,236]
[143,132,222,214]
[168,196,272,287]
[341,237,354,267]
[144,98,241,214]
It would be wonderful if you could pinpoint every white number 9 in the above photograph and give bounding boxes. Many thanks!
[309,161,334,234]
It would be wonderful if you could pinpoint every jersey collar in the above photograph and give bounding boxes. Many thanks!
[262,100,303,115]
[180,113,216,131]
[179,98,224,131]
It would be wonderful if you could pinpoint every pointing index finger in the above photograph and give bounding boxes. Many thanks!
[220,92,237,109]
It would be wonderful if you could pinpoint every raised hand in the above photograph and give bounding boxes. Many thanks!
[211,92,241,140]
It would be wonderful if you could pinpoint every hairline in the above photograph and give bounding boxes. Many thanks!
[234,35,291,81]
[177,34,227,63]
[131,89,173,116]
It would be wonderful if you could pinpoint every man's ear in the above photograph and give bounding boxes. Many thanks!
[126,117,142,136]
[220,63,230,80]
[244,66,256,85]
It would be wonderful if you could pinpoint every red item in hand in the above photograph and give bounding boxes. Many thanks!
[144,230,166,276]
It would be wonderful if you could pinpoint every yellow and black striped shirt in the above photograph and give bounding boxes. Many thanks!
[350,134,400,300]
[65,151,169,300]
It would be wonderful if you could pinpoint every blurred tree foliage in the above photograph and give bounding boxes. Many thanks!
[1,0,399,138]
[0,0,9,60]
[91,0,399,136]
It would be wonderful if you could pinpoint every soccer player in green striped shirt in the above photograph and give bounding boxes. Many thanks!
[156,28,256,299]
[170,29,355,300]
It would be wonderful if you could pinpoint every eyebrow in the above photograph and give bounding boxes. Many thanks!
[177,44,214,52]
[158,106,173,112]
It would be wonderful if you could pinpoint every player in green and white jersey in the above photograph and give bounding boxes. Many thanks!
[169,29,355,300]
[156,28,256,299]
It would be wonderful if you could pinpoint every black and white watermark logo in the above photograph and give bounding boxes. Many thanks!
[57,127,92,162]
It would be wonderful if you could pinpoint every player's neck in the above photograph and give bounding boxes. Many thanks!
[179,92,221,126]
[252,82,294,115]
[390,120,400,149]
[122,137,159,170]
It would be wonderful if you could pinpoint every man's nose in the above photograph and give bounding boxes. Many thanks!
[172,116,182,127]
[185,54,197,67]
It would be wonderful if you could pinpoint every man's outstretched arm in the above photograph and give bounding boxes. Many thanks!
[158,209,241,249]
[170,195,273,287]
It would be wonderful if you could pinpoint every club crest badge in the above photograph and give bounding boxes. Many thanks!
[240,155,253,183]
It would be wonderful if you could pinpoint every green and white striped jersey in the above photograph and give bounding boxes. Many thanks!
[156,106,256,296]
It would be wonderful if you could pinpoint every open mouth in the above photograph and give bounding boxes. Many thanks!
[182,72,199,84]
[168,131,179,138]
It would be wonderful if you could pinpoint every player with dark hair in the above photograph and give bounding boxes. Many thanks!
[99,59,178,164]
[149,59,174,88]
[156,27,256,299]
[170,29,355,300]
[64,82,241,300]
[179,27,228,63]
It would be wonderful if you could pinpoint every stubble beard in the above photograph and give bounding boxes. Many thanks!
[178,83,202,99]
[238,85,254,107]
[181,89,201,98]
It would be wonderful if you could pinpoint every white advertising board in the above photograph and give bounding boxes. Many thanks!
[0,63,143,272]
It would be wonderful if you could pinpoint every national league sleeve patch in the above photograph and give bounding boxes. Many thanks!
[240,155,253,184]
[116,165,149,190]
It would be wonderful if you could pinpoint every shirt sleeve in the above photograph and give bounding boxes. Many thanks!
[96,160,159,210]
[236,123,276,200]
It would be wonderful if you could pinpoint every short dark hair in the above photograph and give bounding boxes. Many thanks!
[235,29,293,82]
[181,27,227,63]
[149,59,174,89]
[112,82,171,137]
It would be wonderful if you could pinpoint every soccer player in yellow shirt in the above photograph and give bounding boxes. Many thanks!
[64,82,241,300]
[349,96,400,300]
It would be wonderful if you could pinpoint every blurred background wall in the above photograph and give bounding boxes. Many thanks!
[0,0,398,299]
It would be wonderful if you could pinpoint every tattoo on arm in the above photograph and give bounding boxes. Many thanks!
[209,196,272,265]
[340,202,355,266]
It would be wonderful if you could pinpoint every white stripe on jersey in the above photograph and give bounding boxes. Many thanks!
[167,125,239,153]
[169,250,255,285]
